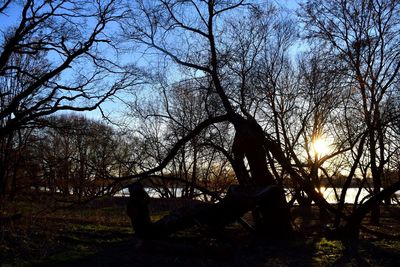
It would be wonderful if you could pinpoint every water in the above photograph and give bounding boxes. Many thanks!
[118,187,400,204]
[317,187,399,204]
[116,187,190,198]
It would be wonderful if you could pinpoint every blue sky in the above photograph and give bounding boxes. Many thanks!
[0,0,303,123]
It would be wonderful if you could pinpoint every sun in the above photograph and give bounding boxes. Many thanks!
[312,138,330,157]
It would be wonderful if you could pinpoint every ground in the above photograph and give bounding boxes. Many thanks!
[1,196,400,266]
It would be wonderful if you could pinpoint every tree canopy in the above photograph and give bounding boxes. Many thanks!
[1,0,399,240]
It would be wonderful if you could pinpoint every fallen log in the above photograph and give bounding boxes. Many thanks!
[127,183,293,238]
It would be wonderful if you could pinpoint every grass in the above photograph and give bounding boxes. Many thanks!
[0,196,132,266]
[1,196,400,266]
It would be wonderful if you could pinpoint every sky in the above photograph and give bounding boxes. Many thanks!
[0,0,303,123]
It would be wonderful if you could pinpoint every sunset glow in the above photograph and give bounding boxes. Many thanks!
[312,138,330,156]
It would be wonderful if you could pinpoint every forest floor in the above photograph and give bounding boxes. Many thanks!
[1,195,400,266]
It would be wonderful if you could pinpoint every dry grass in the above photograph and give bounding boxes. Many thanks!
[1,196,399,266]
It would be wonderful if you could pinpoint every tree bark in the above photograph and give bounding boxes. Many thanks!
[332,181,400,239]
[127,183,293,239]
[229,115,292,236]
[126,182,152,237]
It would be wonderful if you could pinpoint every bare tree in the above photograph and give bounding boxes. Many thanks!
[0,0,141,199]
[119,0,347,237]
[116,0,400,239]
[299,0,400,234]
[34,114,120,203]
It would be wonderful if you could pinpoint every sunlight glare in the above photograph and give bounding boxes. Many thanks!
[312,138,330,156]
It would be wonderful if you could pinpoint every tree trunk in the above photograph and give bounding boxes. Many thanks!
[332,181,400,239]
[334,135,366,227]
[230,115,293,237]
[125,115,293,239]
[127,183,292,239]
[126,182,152,237]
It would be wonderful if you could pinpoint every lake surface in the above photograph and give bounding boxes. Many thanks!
[118,187,400,204]
[317,187,397,204]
